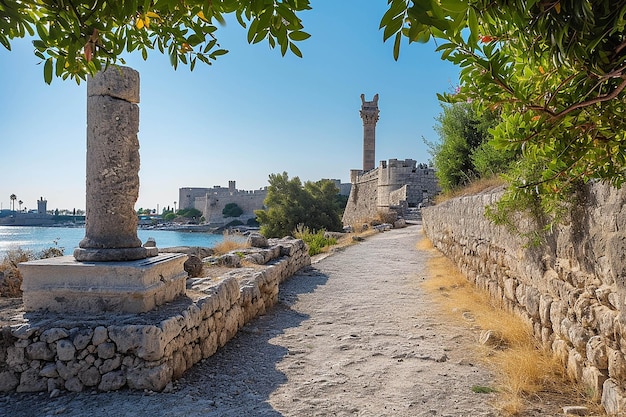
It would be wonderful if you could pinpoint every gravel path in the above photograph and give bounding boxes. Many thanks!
[2,225,503,416]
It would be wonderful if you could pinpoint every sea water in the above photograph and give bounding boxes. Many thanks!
[0,226,226,258]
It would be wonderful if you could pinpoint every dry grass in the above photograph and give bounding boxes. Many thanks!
[434,176,506,204]
[417,234,602,415]
[212,234,249,256]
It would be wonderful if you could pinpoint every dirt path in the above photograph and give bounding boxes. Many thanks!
[2,225,504,416]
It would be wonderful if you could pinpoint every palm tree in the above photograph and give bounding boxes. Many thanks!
[18,200,23,212]
[9,194,16,211]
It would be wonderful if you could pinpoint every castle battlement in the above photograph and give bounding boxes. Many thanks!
[342,94,440,225]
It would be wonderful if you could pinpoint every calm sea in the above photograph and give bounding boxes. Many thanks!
[0,226,226,258]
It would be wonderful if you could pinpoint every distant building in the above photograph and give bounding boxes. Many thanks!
[179,181,267,226]
[342,94,440,225]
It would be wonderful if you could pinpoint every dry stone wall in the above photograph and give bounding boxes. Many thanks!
[422,183,626,415]
[0,237,309,394]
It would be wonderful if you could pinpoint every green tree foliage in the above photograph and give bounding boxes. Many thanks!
[176,207,203,221]
[255,172,343,238]
[430,102,514,192]
[1,0,311,83]
[381,0,626,207]
[222,202,244,218]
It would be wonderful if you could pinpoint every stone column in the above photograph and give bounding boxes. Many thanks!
[360,93,380,172]
[74,66,156,262]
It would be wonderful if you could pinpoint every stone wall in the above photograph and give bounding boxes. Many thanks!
[422,183,626,415]
[342,159,439,226]
[0,237,310,394]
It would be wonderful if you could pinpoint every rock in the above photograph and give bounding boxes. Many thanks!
[602,379,626,416]
[72,329,94,350]
[184,255,204,278]
[247,233,268,248]
[479,330,506,348]
[92,326,108,346]
[26,341,54,361]
[393,219,407,228]
[562,405,589,415]
[56,339,77,361]
[98,370,126,391]
[143,237,157,247]
[6,346,26,368]
[56,360,82,380]
[65,376,84,392]
[126,363,172,391]
[17,368,47,392]
[39,363,59,378]
[78,366,101,387]
[0,371,19,391]
[97,342,116,360]
[99,356,122,374]
[586,336,608,370]
[40,328,69,344]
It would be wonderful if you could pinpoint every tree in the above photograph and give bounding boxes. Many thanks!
[1,1,311,84]
[222,203,244,218]
[9,194,16,211]
[18,200,23,211]
[429,102,513,192]
[255,172,343,238]
[381,0,626,203]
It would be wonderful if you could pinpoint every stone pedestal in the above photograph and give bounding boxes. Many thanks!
[20,253,187,313]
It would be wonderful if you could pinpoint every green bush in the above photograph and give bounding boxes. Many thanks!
[293,225,337,256]
[222,203,243,218]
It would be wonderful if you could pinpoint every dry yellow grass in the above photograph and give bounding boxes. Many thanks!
[212,235,249,256]
[434,176,506,204]
[417,234,602,415]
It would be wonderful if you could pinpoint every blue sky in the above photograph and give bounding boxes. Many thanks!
[0,1,459,212]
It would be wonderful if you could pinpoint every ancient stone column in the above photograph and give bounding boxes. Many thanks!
[360,93,380,172]
[74,66,156,262]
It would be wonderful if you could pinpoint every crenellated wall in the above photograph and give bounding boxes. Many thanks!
[422,182,626,415]
[0,237,310,394]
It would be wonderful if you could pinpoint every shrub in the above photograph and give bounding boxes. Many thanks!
[222,203,243,218]
[0,243,64,297]
[293,224,337,256]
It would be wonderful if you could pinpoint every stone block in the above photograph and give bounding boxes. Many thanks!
[0,371,19,391]
[26,341,54,361]
[17,368,47,392]
[87,65,140,103]
[602,378,626,416]
[108,324,164,361]
[126,362,172,391]
[20,253,186,313]
[92,326,108,346]
[586,336,608,370]
[98,370,126,391]
[56,339,76,361]
[40,328,69,344]
[582,366,607,401]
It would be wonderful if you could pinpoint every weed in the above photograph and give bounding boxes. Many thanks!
[293,224,337,256]
[472,385,497,394]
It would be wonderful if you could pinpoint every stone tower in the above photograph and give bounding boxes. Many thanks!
[360,93,380,171]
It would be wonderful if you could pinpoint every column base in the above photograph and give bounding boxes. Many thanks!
[73,246,158,262]
[20,253,187,314]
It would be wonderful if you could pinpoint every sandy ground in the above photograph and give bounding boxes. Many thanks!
[1,225,570,416]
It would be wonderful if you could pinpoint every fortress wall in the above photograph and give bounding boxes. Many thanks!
[422,183,626,414]
[342,174,379,226]
[0,238,310,394]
